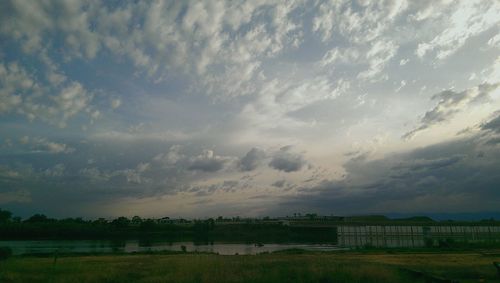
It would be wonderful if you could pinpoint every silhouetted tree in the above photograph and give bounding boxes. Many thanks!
[93,218,108,225]
[111,216,130,228]
[25,214,49,223]
[207,218,215,230]
[131,216,142,225]
[0,209,12,223]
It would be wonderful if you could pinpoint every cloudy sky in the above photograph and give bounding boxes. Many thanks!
[1,0,500,219]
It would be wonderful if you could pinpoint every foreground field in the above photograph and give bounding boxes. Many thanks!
[1,250,499,283]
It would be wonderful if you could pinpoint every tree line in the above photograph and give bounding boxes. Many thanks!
[0,208,337,243]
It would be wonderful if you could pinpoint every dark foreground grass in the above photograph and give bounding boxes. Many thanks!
[1,250,499,283]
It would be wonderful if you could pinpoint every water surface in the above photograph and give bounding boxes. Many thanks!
[0,240,343,255]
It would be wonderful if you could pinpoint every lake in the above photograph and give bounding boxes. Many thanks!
[3,225,498,254]
[0,240,344,255]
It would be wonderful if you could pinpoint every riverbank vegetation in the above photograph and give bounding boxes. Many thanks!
[1,208,499,243]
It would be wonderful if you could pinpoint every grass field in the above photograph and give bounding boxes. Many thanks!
[1,250,499,282]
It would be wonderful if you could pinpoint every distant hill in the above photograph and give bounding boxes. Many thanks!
[392,216,434,222]
[386,212,500,221]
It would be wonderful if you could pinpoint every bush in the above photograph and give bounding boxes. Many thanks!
[0,246,12,260]
[438,238,455,248]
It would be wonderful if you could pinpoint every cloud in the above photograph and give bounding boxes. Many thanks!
[45,142,73,154]
[239,148,266,171]
[1,1,306,99]
[269,146,306,172]
[402,155,463,171]
[415,1,500,60]
[0,1,100,57]
[0,190,31,204]
[1,0,500,218]
[153,145,185,166]
[0,61,96,127]
[43,164,65,177]
[55,82,93,122]
[488,34,500,48]
[404,83,500,139]
[481,111,500,134]
[187,150,229,172]
[0,62,38,114]
[357,39,398,81]
[154,146,234,173]
[313,0,408,43]
[271,179,286,188]
[319,38,397,81]
[275,125,500,215]
[111,98,121,109]
[189,180,240,196]
[19,137,75,154]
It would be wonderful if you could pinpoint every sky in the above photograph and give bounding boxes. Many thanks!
[0,0,500,219]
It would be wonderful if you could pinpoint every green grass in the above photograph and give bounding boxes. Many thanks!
[1,251,499,283]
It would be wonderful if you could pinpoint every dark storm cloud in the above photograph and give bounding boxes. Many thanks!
[239,148,266,171]
[187,150,229,172]
[268,146,306,172]
[481,111,500,133]
[271,179,286,188]
[0,139,239,216]
[274,116,500,215]
[189,180,240,196]
[399,155,463,171]
[404,83,500,139]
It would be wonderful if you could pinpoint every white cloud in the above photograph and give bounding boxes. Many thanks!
[415,1,500,59]
[46,142,73,154]
[0,1,308,99]
[0,62,37,113]
[487,33,500,48]
[153,145,185,166]
[44,163,65,177]
[0,61,96,127]
[320,48,360,67]
[26,137,75,154]
[487,56,500,83]
[395,80,407,92]
[313,0,408,43]
[358,39,398,80]
[54,82,93,127]
[320,39,397,81]
[111,98,122,109]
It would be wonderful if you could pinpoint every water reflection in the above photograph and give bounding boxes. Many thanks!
[0,240,343,255]
[4,225,498,254]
